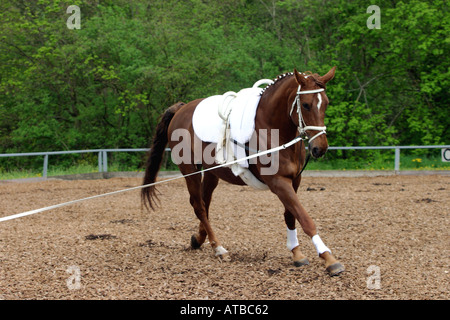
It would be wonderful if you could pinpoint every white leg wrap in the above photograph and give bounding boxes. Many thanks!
[286,228,299,251]
[214,246,228,256]
[312,234,331,256]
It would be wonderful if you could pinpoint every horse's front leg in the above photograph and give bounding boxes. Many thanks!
[270,176,345,276]
[285,211,310,267]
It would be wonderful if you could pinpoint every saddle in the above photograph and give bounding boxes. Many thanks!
[192,79,274,190]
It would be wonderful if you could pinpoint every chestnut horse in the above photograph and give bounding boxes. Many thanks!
[142,67,344,276]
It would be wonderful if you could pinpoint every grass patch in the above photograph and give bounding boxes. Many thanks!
[307,152,449,171]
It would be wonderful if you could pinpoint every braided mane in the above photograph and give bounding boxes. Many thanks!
[260,71,325,96]
[260,72,294,95]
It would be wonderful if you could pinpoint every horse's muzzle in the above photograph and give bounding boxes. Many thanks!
[310,145,328,159]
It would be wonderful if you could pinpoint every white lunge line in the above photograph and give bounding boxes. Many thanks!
[0,136,304,223]
[0,176,173,223]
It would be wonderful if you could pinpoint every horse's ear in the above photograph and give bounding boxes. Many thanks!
[294,69,307,86]
[320,66,336,84]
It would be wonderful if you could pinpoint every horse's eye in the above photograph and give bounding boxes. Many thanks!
[302,103,310,110]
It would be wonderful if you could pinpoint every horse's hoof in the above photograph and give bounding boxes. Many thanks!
[190,234,202,249]
[214,246,230,262]
[293,258,310,267]
[326,262,345,276]
[217,252,231,262]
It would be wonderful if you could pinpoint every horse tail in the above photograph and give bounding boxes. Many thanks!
[141,101,185,210]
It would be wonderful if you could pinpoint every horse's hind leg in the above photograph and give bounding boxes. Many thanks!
[183,170,228,259]
[191,172,219,249]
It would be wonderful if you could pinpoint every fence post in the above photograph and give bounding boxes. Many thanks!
[43,154,48,178]
[394,147,400,173]
[98,152,103,172]
[102,151,108,172]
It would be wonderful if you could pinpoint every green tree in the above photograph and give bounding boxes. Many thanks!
[0,0,448,172]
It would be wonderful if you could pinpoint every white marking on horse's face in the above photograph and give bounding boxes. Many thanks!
[317,93,323,111]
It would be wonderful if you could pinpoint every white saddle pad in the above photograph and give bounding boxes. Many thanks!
[192,87,262,145]
[192,80,273,191]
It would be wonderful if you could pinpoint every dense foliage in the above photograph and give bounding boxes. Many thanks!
[0,0,448,168]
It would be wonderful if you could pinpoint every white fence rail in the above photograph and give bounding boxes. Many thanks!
[1,145,449,178]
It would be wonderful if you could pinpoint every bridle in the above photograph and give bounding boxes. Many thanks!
[290,85,327,143]
[289,85,327,178]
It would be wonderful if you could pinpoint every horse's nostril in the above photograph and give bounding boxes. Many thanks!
[311,146,327,158]
[312,147,320,158]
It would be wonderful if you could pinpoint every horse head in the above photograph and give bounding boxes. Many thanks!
[292,67,336,158]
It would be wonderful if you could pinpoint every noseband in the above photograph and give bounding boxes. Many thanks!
[290,85,327,143]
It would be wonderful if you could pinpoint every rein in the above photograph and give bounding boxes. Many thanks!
[294,138,311,180]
